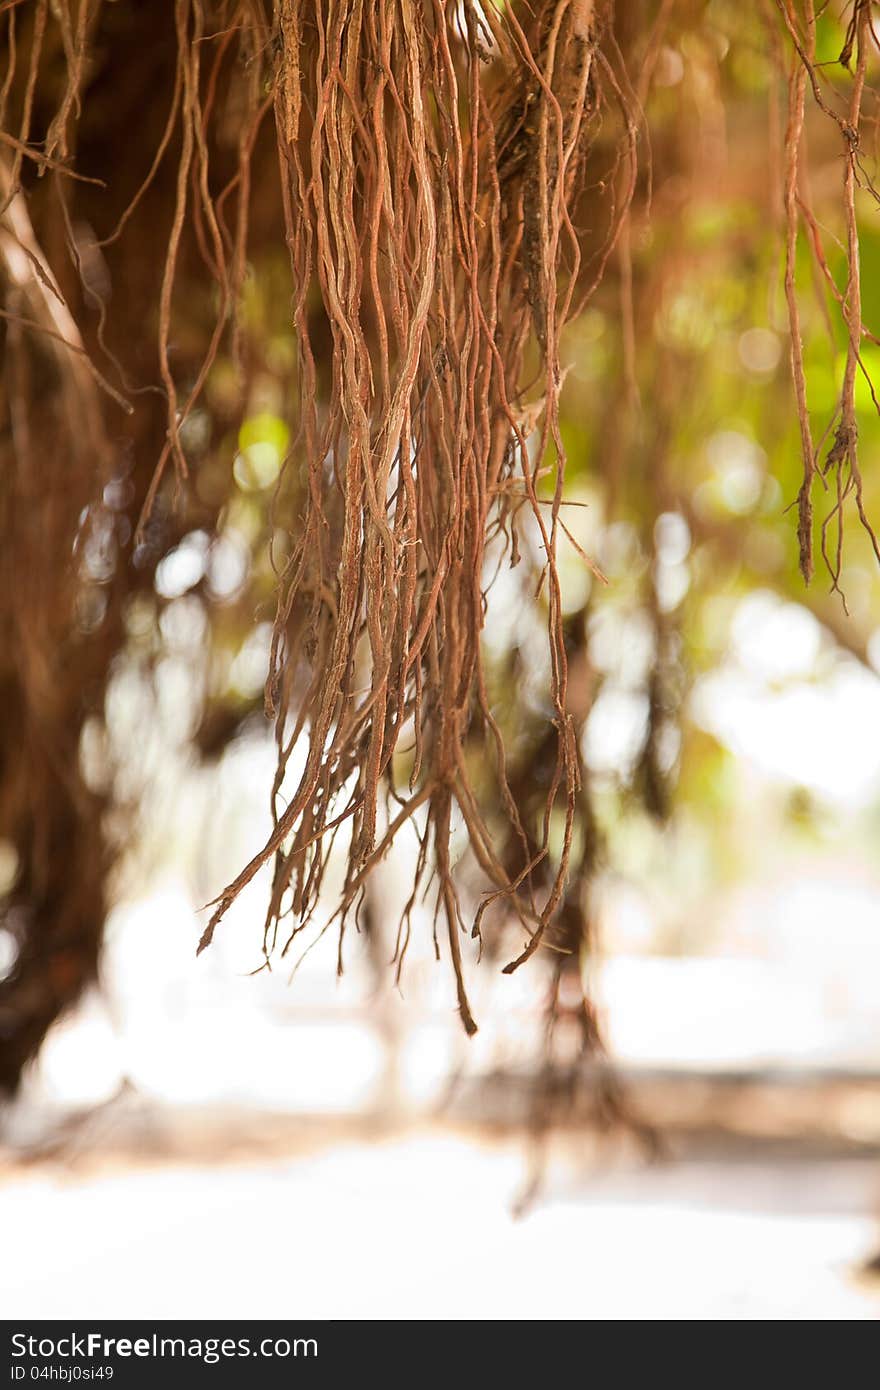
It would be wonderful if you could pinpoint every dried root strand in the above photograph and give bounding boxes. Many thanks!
[776,0,880,593]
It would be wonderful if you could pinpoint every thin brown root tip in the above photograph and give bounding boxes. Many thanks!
[798,535,813,584]
[196,925,216,955]
[461,1013,479,1037]
[502,939,537,973]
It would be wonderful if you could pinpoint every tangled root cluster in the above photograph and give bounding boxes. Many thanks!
[195,0,613,1034]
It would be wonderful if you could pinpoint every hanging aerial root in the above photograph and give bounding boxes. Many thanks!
[775,0,880,593]
[173,0,618,1033]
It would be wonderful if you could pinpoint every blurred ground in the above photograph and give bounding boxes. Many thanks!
[5,883,880,1321]
[2,1095,880,1321]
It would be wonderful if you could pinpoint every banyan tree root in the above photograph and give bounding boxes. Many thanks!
[774,0,880,593]
[193,0,616,1033]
